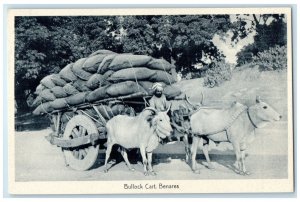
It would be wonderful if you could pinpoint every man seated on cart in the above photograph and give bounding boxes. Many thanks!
[149,83,178,144]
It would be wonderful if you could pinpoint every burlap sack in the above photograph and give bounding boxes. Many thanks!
[61,111,75,123]
[88,49,116,57]
[33,102,53,115]
[107,67,156,82]
[163,85,182,99]
[40,89,56,101]
[72,79,90,92]
[40,75,56,89]
[63,83,79,95]
[51,74,67,87]
[150,70,176,84]
[97,54,117,74]
[35,84,46,95]
[86,74,105,90]
[72,58,93,81]
[105,54,152,72]
[111,104,126,115]
[50,98,68,109]
[31,96,43,107]
[86,86,109,102]
[95,105,114,119]
[65,92,88,106]
[59,63,77,82]
[106,81,147,97]
[51,86,68,98]
[82,54,108,73]
[147,58,172,71]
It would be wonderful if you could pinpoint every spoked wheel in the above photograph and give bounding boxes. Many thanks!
[63,115,99,171]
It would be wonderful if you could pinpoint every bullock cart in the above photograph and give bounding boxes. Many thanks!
[44,92,189,171]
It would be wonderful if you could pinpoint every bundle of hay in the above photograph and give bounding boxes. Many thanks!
[32,50,181,115]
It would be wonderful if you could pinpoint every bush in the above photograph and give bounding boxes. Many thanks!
[251,45,287,71]
[203,59,232,88]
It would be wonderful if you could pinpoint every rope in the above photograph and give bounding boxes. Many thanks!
[127,59,140,90]
[159,60,172,85]
[200,106,248,135]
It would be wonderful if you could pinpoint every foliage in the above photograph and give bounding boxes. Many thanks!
[203,59,232,88]
[251,45,287,71]
[235,14,287,66]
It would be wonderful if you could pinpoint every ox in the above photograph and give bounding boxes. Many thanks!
[190,96,282,175]
[104,107,173,175]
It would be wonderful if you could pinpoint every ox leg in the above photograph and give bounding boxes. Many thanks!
[191,136,200,174]
[202,137,215,169]
[232,141,244,175]
[240,142,250,175]
[140,146,148,176]
[183,134,191,163]
[147,152,156,176]
[104,142,114,173]
[120,148,135,171]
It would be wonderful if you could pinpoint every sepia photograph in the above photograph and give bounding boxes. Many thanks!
[8,7,294,194]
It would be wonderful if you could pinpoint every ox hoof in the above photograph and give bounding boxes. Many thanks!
[104,169,108,173]
[193,169,201,174]
[244,171,251,175]
[149,171,157,176]
[129,168,135,172]
[144,172,149,176]
[207,163,215,170]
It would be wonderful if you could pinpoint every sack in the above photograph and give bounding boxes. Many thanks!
[164,85,182,99]
[86,86,109,102]
[82,54,108,73]
[150,70,176,84]
[50,98,68,109]
[111,104,126,115]
[107,67,156,82]
[72,58,93,80]
[40,75,56,89]
[95,105,114,119]
[106,81,147,97]
[89,49,116,57]
[63,83,79,95]
[97,54,117,74]
[86,74,105,90]
[33,102,53,115]
[40,89,56,101]
[59,63,77,82]
[51,74,67,87]
[66,92,88,106]
[61,112,75,123]
[51,86,68,98]
[72,79,90,92]
[35,84,46,95]
[147,58,172,71]
[105,54,152,72]
[31,96,43,107]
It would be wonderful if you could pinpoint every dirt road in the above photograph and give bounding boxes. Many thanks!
[15,121,288,181]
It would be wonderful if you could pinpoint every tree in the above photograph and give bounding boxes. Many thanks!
[234,14,287,66]
[120,15,232,76]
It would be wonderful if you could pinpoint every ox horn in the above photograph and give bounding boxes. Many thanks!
[256,95,261,103]
[144,107,158,115]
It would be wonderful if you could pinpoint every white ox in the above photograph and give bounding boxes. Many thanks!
[104,107,173,175]
[190,96,282,175]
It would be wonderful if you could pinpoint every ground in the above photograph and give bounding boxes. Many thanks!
[15,67,289,181]
[15,121,287,181]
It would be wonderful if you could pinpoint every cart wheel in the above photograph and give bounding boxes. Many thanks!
[63,115,99,171]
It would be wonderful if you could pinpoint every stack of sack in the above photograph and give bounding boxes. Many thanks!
[32,50,182,115]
